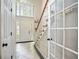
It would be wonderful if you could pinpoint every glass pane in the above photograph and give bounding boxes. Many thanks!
[65,29,78,52]
[31,6,34,17]
[50,42,55,55]
[50,29,57,42]
[55,45,63,59]
[64,0,78,8]
[56,13,63,28]
[64,50,78,59]
[50,2,55,16]
[56,29,63,45]
[55,0,63,12]
[16,0,34,17]
[20,3,31,16]
[50,16,57,28]
[65,5,78,27]
[50,54,55,59]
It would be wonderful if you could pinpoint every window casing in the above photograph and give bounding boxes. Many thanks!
[16,0,34,17]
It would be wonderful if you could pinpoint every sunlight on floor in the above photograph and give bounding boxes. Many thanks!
[16,42,40,59]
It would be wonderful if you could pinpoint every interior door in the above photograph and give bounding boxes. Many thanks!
[48,0,78,59]
[1,0,13,59]
[20,21,32,42]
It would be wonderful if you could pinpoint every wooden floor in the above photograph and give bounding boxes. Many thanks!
[16,42,40,59]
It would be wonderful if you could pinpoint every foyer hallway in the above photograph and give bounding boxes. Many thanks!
[0,0,78,59]
[16,42,40,59]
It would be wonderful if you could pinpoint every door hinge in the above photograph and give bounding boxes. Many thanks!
[11,56,13,59]
[10,32,12,36]
[11,8,12,12]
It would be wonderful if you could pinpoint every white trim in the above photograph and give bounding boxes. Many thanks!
[64,2,78,10]
[50,10,63,17]
[50,53,56,59]
[35,44,47,59]
[62,0,65,59]
[51,41,78,55]
[48,2,51,59]
[49,0,55,6]
[50,27,78,30]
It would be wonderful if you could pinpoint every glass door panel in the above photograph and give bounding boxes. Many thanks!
[65,5,78,27]
[55,0,63,12]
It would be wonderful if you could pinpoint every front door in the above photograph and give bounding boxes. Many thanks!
[1,0,13,59]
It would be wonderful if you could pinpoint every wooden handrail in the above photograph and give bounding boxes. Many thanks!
[35,0,48,31]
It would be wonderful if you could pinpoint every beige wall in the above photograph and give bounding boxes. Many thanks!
[35,1,48,58]
[34,0,47,21]
[34,0,42,21]
[41,0,47,12]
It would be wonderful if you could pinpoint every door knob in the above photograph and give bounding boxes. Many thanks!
[2,43,8,47]
[47,38,51,40]
[47,38,53,41]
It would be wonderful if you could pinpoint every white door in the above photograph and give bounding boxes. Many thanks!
[48,0,78,59]
[20,21,32,42]
[1,0,13,59]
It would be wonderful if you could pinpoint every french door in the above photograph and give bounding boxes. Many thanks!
[1,0,13,59]
[48,0,78,59]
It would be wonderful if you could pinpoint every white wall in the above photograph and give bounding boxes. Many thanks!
[16,16,34,42]
[0,0,1,59]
